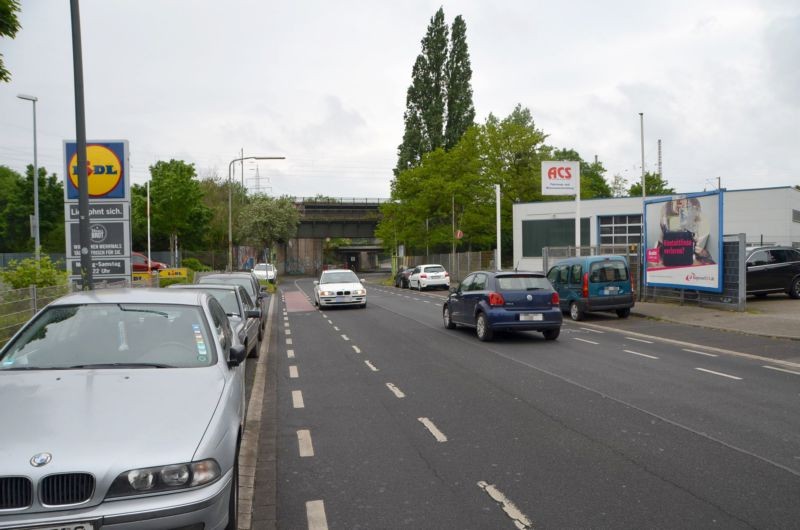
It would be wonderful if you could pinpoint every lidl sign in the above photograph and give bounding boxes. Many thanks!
[64,141,129,200]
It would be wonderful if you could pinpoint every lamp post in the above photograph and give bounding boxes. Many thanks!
[17,94,40,261]
[227,156,285,271]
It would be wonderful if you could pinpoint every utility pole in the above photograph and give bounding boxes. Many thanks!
[639,112,646,199]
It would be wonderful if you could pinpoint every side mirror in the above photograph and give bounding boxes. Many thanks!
[246,309,261,319]
[449,286,458,294]
[360,278,366,283]
[313,280,319,286]
[227,343,247,367]
[260,286,267,292]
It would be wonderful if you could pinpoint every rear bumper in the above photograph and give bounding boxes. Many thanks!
[585,294,635,312]
[485,307,563,331]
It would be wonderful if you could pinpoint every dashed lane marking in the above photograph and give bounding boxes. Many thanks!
[287,349,295,358]
[418,417,448,442]
[306,500,328,530]
[352,345,361,354]
[341,334,350,341]
[477,481,533,529]
[292,390,305,408]
[682,348,718,358]
[763,365,800,376]
[386,383,405,398]
[573,337,599,345]
[289,365,298,378]
[624,349,659,360]
[695,367,742,380]
[297,430,314,457]
[365,360,379,372]
[625,336,653,344]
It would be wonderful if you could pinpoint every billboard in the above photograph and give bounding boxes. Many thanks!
[644,191,723,292]
[542,161,579,196]
[64,141,129,200]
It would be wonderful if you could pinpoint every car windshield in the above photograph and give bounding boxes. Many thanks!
[496,275,552,291]
[181,288,240,317]
[321,271,359,284]
[0,304,216,370]
[200,275,255,296]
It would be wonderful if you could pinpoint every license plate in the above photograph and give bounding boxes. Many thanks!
[603,287,620,295]
[18,523,96,530]
[520,313,543,321]
[337,296,352,302]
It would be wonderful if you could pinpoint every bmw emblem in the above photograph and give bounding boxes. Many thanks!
[526,294,533,301]
[30,453,52,467]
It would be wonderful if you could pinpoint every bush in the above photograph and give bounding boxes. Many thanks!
[159,277,190,288]
[0,256,68,288]
[182,257,211,272]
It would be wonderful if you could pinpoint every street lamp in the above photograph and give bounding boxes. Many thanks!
[227,155,285,271]
[17,94,40,261]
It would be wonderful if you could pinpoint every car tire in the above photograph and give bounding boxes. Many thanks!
[616,308,631,319]
[789,277,800,299]
[543,328,560,340]
[247,338,260,359]
[225,447,239,530]
[476,313,494,341]
[360,302,367,308]
[443,305,456,329]
[569,301,584,321]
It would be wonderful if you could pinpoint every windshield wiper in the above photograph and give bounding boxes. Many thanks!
[1,366,72,371]
[117,305,169,317]
[67,362,175,369]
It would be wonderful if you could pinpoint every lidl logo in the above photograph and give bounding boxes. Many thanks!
[65,142,127,199]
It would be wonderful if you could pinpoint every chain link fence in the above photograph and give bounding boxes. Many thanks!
[398,251,496,283]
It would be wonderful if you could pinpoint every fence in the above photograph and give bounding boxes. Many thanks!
[398,250,496,283]
[0,284,73,347]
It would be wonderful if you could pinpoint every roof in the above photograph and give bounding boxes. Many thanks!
[49,288,207,306]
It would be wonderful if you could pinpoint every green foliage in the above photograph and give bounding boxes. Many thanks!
[628,172,676,197]
[158,277,189,288]
[0,0,21,82]
[551,148,612,199]
[0,165,65,252]
[181,257,211,272]
[0,255,67,288]
[609,174,629,197]
[445,15,475,150]
[237,195,300,252]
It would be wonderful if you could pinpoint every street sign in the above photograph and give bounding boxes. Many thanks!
[67,221,129,258]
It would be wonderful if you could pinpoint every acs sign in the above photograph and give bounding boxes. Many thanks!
[542,160,579,196]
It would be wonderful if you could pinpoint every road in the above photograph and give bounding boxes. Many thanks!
[263,278,800,529]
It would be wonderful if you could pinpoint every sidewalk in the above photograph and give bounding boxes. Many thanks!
[631,298,800,341]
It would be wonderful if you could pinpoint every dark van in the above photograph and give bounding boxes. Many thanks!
[547,255,635,321]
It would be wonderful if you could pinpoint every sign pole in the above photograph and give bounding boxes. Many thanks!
[495,184,501,270]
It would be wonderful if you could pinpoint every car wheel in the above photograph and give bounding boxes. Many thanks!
[443,305,456,329]
[225,448,240,530]
[789,277,800,299]
[247,338,260,359]
[476,313,494,341]
[360,302,367,308]
[616,308,631,318]
[569,301,584,321]
[543,328,560,340]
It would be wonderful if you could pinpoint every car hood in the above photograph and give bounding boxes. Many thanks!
[317,282,364,292]
[0,367,225,474]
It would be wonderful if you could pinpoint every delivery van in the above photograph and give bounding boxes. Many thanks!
[546,255,635,321]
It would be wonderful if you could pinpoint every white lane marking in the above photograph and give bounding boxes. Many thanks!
[289,365,298,378]
[763,365,800,376]
[334,326,340,331]
[286,338,293,345]
[573,337,599,345]
[327,319,333,325]
[341,334,350,341]
[352,345,361,354]
[695,367,742,380]
[321,313,327,318]
[386,383,406,398]
[284,322,289,327]
[682,348,718,358]
[283,317,288,321]
[477,481,533,529]
[297,430,314,457]
[286,329,292,335]
[292,390,305,408]
[306,500,328,530]
[625,336,653,344]
[412,298,421,301]
[418,417,448,442]
[287,349,295,358]
[580,327,604,334]
[365,360,379,372]
[624,349,659,360]
[424,300,431,304]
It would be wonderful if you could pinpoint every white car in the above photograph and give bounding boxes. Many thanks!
[252,263,277,283]
[408,264,450,290]
[313,269,367,308]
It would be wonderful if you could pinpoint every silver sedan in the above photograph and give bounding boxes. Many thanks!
[0,288,246,530]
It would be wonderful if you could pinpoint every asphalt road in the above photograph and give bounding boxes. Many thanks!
[267,278,800,529]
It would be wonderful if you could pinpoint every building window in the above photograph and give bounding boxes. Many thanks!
[522,219,590,257]
[793,209,800,223]
[598,214,642,249]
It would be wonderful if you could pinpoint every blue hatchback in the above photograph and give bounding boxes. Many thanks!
[443,271,563,341]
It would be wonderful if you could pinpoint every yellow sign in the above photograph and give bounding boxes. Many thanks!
[68,144,123,197]
[158,268,189,278]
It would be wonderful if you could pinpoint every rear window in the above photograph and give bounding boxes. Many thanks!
[496,275,552,291]
[423,265,445,273]
[589,261,628,283]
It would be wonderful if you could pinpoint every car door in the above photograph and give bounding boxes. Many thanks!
[409,267,421,288]
[462,273,488,322]
[746,250,772,292]
[238,287,259,348]
[769,249,795,290]
[449,274,474,324]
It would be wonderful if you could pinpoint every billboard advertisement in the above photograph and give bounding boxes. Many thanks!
[542,161,579,196]
[644,191,723,292]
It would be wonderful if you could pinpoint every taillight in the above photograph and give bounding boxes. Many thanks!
[420,273,428,278]
[444,272,449,277]
[488,292,505,306]
[582,273,589,298]
[551,292,560,307]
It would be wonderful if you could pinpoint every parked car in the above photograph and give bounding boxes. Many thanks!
[408,264,450,290]
[313,268,367,308]
[131,251,168,272]
[0,288,246,530]
[394,266,413,288]
[745,246,800,299]
[169,283,262,358]
[252,263,277,283]
[443,270,562,341]
[547,255,635,321]
[198,272,268,340]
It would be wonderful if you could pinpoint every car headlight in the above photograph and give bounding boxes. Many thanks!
[319,290,335,297]
[106,459,221,498]
[352,289,366,296]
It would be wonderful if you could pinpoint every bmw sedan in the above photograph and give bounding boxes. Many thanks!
[313,269,367,308]
[0,288,246,530]
[443,270,563,341]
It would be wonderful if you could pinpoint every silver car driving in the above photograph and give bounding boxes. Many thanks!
[0,288,246,530]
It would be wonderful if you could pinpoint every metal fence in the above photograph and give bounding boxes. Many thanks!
[398,251,496,283]
[0,284,73,347]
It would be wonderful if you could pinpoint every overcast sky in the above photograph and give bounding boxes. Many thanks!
[1,0,798,199]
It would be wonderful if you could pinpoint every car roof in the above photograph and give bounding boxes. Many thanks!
[48,288,207,307]
[171,283,239,292]
[418,263,445,267]
[322,269,354,273]
[463,270,545,277]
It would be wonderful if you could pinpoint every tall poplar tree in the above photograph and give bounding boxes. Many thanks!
[444,15,475,150]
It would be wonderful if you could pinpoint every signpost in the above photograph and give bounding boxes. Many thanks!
[542,161,581,248]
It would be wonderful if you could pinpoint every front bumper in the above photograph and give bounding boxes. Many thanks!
[319,295,366,307]
[0,470,233,530]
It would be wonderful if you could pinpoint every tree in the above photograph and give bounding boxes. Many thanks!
[444,15,475,150]
[628,172,676,197]
[0,165,64,253]
[550,149,612,200]
[609,174,629,197]
[237,195,300,260]
[0,0,21,83]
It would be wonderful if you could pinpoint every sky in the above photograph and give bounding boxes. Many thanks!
[1,0,798,199]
